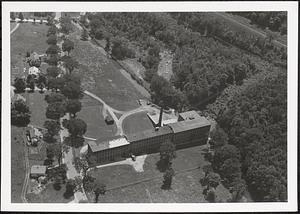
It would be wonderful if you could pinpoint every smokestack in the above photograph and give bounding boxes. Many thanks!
[157,106,163,127]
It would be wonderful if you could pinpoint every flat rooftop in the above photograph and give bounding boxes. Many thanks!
[167,117,211,133]
[126,126,173,143]
[179,110,202,121]
[88,135,130,152]
[31,165,47,174]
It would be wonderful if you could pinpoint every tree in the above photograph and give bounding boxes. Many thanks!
[46,45,60,56]
[48,143,63,166]
[66,99,82,117]
[62,39,74,55]
[64,179,76,199]
[81,28,89,41]
[162,167,175,190]
[61,81,82,99]
[47,76,66,92]
[61,56,79,73]
[219,158,242,185]
[13,77,26,93]
[46,66,61,78]
[210,126,228,149]
[213,144,241,171]
[47,25,58,36]
[46,101,66,120]
[205,188,216,203]
[63,135,85,148]
[11,100,31,126]
[44,120,61,136]
[36,74,47,92]
[228,178,247,202]
[18,12,24,22]
[46,35,57,45]
[26,75,35,92]
[10,12,16,21]
[157,141,176,172]
[45,92,66,104]
[66,118,87,137]
[74,157,89,177]
[60,16,73,34]
[46,54,59,66]
[83,174,96,193]
[94,183,106,203]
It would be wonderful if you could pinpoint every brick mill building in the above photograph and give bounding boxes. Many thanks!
[87,110,211,164]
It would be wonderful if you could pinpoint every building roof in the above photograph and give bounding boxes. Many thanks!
[179,110,202,121]
[126,126,173,143]
[31,165,47,174]
[28,66,40,75]
[87,136,129,152]
[167,117,211,133]
[147,112,178,126]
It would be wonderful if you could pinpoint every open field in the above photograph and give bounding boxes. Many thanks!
[11,126,26,203]
[10,22,17,31]
[10,23,49,82]
[78,95,117,140]
[69,24,145,111]
[26,183,74,203]
[24,91,49,128]
[122,112,153,135]
[88,145,231,202]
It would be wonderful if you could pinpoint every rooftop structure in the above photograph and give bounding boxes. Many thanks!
[167,117,211,133]
[30,165,47,175]
[126,126,173,142]
[147,110,178,127]
[178,110,202,121]
[87,136,129,152]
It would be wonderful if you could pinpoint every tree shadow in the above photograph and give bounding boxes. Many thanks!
[156,159,169,173]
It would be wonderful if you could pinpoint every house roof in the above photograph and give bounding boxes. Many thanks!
[167,117,211,133]
[30,165,47,174]
[126,126,173,143]
[87,136,129,152]
[179,110,202,121]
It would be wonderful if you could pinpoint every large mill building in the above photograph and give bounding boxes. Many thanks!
[87,110,211,164]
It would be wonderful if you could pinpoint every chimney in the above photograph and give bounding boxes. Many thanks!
[157,106,163,127]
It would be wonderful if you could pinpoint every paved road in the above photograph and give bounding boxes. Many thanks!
[214,12,287,48]
[60,114,88,202]
[21,138,29,203]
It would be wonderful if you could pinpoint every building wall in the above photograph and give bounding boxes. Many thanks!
[88,123,210,164]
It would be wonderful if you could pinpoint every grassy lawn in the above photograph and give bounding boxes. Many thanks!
[69,25,145,111]
[122,112,153,135]
[26,183,74,203]
[24,91,49,128]
[10,23,48,83]
[78,95,117,141]
[10,22,17,31]
[88,145,231,202]
[11,126,26,203]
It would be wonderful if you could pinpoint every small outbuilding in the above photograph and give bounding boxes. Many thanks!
[30,165,47,179]
[105,114,114,125]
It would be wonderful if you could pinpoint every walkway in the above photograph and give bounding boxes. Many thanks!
[84,90,153,136]
[20,138,29,203]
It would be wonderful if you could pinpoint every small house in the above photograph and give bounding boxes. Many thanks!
[30,165,47,179]
[28,66,40,76]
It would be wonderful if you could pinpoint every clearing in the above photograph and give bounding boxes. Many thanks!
[87,145,231,203]
[69,24,146,111]
[78,95,117,141]
[11,126,26,203]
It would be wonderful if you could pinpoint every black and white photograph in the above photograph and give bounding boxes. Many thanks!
[1,1,298,212]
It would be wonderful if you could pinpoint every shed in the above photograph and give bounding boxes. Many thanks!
[30,165,47,178]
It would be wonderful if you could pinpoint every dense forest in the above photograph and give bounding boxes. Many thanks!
[82,12,287,202]
[231,12,287,34]
[216,71,287,201]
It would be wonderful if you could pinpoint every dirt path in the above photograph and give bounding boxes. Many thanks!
[214,12,287,48]
[10,22,20,35]
[20,139,29,203]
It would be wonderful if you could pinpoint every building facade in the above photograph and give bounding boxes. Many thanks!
[87,111,211,165]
